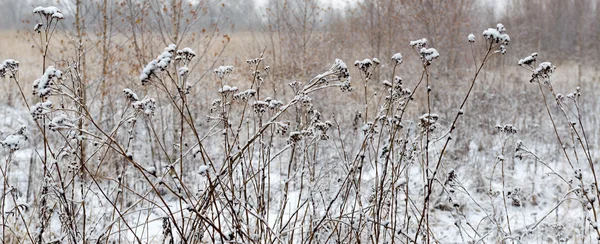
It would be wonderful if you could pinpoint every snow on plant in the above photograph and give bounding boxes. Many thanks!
[518,52,538,67]
[214,65,234,79]
[409,38,428,49]
[391,53,403,64]
[48,114,76,131]
[30,101,53,119]
[176,47,196,64]
[1,126,27,151]
[123,88,139,102]
[0,59,19,78]
[32,66,62,98]
[531,61,556,83]
[140,44,177,84]
[468,33,476,42]
[419,47,440,65]
[132,96,157,116]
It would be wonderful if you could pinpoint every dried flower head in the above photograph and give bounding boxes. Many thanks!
[132,96,157,116]
[33,66,62,98]
[391,53,403,65]
[0,59,19,78]
[1,126,28,151]
[410,38,428,49]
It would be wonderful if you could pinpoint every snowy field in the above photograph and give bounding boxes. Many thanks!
[1,1,600,243]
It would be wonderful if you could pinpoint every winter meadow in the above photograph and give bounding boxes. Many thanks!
[0,0,600,243]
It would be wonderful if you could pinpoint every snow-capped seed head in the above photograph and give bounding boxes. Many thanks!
[0,59,19,78]
[123,88,139,102]
[34,23,43,32]
[33,6,61,16]
[30,101,53,120]
[132,96,157,116]
[419,48,440,65]
[391,53,403,65]
[32,66,62,98]
[52,13,64,20]
[214,65,234,79]
[518,53,538,66]
[355,59,374,74]
[410,38,428,49]
[198,165,209,175]
[483,24,510,45]
[1,126,28,151]
[178,67,189,77]
[49,114,75,131]
[372,58,380,65]
[468,34,476,43]
[530,61,555,83]
[329,59,349,79]
[176,47,196,62]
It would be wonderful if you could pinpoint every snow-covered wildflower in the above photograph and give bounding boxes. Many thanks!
[496,45,506,54]
[419,113,439,132]
[419,48,440,65]
[288,131,304,144]
[34,23,43,33]
[30,101,53,119]
[482,23,510,45]
[247,58,264,66]
[409,38,428,49]
[140,44,177,85]
[468,34,476,43]
[329,59,350,79]
[33,6,61,17]
[198,165,209,176]
[218,85,238,95]
[391,53,403,65]
[178,67,189,77]
[265,98,283,110]
[530,62,555,83]
[495,124,517,134]
[176,47,196,62]
[49,114,75,131]
[0,59,19,78]
[51,12,64,20]
[354,58,378,75]
[33,66,62,98]
[518,53,538,67]
[123,88,139,102]
[233,89,256,102]
[1,127,27,151]
[252,101,269,114]
[214,65,234,79]
[132,96,157,116]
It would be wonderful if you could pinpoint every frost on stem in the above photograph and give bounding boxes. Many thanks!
[30,101,53,120]
[140,44,177,85]
[214,65,234,79]
[1,127,28,151]
[132,96,157,116]
[391,53,403,65]
[468,33,476,43]
[0,59,19,78]
[32,66,62,98]
[123,88,139,102]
